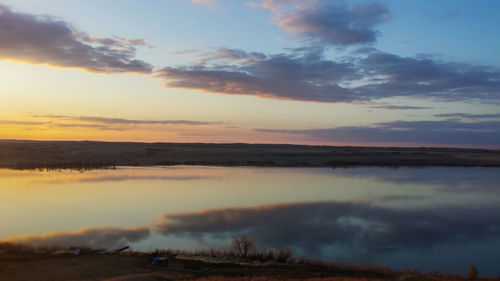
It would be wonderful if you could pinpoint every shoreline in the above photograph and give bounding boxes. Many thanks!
[1,247,496,281]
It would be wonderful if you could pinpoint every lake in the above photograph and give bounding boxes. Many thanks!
[1,166,499,276]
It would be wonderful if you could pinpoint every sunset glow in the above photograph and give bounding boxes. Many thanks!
[1,0,499,147]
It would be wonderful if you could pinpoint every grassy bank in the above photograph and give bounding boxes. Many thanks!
[0,247,496,281]
[0,242,497,281]
[1,140,499,170]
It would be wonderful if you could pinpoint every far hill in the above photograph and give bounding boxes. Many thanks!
[1,140,499,169]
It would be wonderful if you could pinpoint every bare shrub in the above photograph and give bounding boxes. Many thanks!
[232,235,254,258]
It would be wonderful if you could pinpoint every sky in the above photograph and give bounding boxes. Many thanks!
[0,0,499,148]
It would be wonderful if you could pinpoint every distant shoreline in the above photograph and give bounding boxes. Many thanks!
[1,139,499,170]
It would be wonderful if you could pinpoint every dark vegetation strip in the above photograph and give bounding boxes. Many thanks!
[0,140,499,170]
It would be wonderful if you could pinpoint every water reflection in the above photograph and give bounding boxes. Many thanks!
[330,167,500,193]
[1,166,500,275]
[153,201,500,253]
[0,166,220,184]
[4,226,150,249]
[5,200,500,275]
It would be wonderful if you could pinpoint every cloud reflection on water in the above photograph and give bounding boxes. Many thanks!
[154,201,500,254]
[4,226,151,249]
[3,199,500,272]
[329,167,500,193]
[2,166,500,275]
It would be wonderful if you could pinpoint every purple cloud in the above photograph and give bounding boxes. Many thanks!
[156,48,500,103]
[0,4,152,73]
[256,120,500,147]
[247,0,391,46]
[157,48,359,102]
[370,105,432,110]
[273,1,391,45]
[153,201,500,251]
[356,52,500,101]
[435,113,500,119]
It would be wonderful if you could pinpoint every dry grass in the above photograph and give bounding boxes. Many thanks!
[1,250,499,281]
[0,254,152,281]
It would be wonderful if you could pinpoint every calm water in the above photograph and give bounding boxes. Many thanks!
[1,166,499,276]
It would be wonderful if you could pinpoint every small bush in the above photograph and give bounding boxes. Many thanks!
[469,264,478,279]
[266,250,275,261]
[276,248,292,263]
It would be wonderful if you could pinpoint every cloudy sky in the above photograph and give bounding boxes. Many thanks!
[0,0,499,147]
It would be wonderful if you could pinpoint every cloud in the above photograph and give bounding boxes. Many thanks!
[0,120,48,125]
[435,113,500,119]
[35,114,217,126]
[423,8,462,21]
[271,1,391,46]
[256,119,500,147]
[247,0,390,46]
[156,47,500,103]
[356,52,500,101]
[192,0,216,4]
[369,105,432,110]
[4,226,151,248]
[0,115,218,133]
[157,48,360,102]
[48,123,125,131]
[0,4,152,73]
[153,201,500,253]
[375,195,428,202]
[0,118,126,131]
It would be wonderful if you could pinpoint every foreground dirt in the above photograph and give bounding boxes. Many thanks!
[1,140,499,169]
[0,253,497,281]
